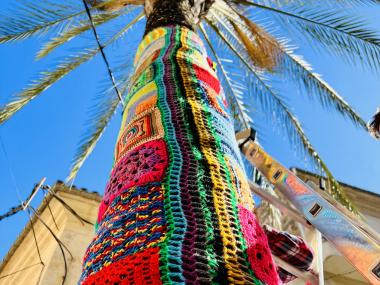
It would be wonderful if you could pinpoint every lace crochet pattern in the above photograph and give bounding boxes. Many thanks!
[80,25,279,285]
[98,139,168,223]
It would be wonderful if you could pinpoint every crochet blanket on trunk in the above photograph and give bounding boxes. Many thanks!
[79,25,280,285]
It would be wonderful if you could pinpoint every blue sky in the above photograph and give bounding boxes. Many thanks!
[1,2,379,261]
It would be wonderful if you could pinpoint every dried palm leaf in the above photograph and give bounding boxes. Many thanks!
[87,0,144,11]
[230,14,280,71]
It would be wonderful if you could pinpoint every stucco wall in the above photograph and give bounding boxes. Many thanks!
[0,186,100,285]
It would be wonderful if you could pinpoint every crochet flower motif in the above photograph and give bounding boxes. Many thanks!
[98,139,168,223]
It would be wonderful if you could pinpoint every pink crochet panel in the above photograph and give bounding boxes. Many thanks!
[97,139,168,224]
[238,205,282,285]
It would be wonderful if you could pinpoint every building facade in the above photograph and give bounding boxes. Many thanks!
[0,182,100,285]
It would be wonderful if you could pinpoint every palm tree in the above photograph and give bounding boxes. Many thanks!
[1,0,379,284]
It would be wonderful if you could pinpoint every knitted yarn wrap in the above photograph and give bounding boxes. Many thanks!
[79,25,280,285]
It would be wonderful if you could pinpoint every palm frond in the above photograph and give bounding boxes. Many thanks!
[278,46,368,129]
[36,11,120,59]
[0,0,84,43]
[213,1,280,70]
[88,0,144,11]
[0,12,144,125]
[234,1,380,71]
[229,19,278,70]
[205,18,358,214]
[0,49,98,125]
[67,78,129,182]
[212,4,368,131]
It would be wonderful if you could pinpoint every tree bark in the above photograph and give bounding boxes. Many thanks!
[79,2,280,284]
[144,0,214,34]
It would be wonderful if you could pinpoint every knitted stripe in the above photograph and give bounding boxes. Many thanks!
[168,27,215,284]
[121,81,158,125]
[155,27,186,284]
[176,32,259,284]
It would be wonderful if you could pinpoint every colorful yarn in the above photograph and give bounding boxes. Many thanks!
[80,25,279,285]
[99,139,168,222]
[116,107,165,162]
[122,81,158,124]
[238,205,282,285]
[81,184,166,282]
[82,247,162,285]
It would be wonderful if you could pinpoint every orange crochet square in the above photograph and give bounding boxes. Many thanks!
[135,95,157,115]
[116,108,164,161]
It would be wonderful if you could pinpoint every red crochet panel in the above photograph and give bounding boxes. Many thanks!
[82,247,162,285]
[238,205,281,285]
[98,139,168,223]
[193,64,221,94]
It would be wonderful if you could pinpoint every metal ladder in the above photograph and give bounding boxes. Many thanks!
[237,128,380,285]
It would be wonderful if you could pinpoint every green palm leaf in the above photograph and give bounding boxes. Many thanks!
[0,12,144,125]
[36,11,121,59]
[211,5,367,130]
[0,0,83,43]
[235,1,380,71]
[205,18,358,214]
[67,78,129,182]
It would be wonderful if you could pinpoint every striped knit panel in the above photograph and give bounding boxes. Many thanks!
[79,25,279,285]
[176,29,258,284]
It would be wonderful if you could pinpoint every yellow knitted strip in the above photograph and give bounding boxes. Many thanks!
[225,157,255,212]
[134,37,165,72]
[134,28,167,65]
[177,30,247,284]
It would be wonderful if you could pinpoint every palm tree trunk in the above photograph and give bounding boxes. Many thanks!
[80,1,280,284]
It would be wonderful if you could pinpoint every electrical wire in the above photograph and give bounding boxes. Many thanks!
[0,135,23,203]
[45,185,94,225]
[82,0,125,106]
[0,4,117,283]
[0,3,126,283]
[28,206,72,285]
[42,188,60,230]
[26,208,44,265]
[0,263,42,280]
